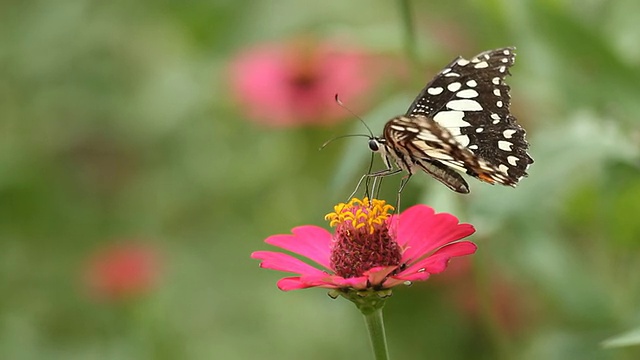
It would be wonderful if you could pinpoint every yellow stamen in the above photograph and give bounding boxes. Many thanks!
[325,197,394,234]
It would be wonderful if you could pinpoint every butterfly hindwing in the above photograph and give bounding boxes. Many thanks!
[383,115,511,192]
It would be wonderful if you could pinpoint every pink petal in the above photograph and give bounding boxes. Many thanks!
[398,241,477,278]
[331,276,369,290]
[303,274,352,288]
[230,46,296,126]
[279,273,370,291]
[382,271,432,287]
[366,266,398,286]
[280,274,351,290]
[397,205,475,263]
[264,226,333,269]
[390,271,431,283]
[403,222,475,264]
[394,204,436,249]
[251,251,327,277]
[277,277,319,291]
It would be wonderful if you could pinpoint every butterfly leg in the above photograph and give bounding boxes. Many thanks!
[372,176,384,199]
[370,175,386,200]
[348,173,369,200]
[394,174,412,213]
[347,168,403,201]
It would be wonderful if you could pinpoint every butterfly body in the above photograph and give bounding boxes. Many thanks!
[369,47,533,194]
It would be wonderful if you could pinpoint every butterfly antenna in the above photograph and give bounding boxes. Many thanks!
[334,94,374,137]
[319,134,370,151]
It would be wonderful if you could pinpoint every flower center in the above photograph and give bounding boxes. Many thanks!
[286,42,320,92]
[289,68,317,90]
[325,198,401,279]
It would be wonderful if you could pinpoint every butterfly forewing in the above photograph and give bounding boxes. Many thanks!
[383,47,532,190]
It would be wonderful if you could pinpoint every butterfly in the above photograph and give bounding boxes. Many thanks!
[366,47,533,194]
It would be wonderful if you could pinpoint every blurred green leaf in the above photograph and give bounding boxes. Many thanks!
[602,327,640,348]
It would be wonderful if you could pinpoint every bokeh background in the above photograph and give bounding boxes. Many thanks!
[2,0,640,359]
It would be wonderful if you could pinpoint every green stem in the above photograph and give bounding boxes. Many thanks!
[363,308,390,360]
[399,0,419,66]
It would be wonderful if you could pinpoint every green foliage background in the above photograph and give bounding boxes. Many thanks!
[1,0,640,359]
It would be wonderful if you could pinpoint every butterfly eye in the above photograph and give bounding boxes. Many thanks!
[368,139,380,152]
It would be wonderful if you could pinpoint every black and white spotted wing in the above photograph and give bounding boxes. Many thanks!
[370,47,533,193]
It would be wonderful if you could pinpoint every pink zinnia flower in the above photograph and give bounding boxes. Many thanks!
[229,39,380,127]
[251,198,476,292]
[83,242,162,301]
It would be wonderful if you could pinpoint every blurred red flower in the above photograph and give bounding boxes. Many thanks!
[83,242,162,301]
[434,257,532,336]
[229,39,382,126]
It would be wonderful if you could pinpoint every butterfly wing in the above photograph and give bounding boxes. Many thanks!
[383,115,512,193]
[404,47,533,185]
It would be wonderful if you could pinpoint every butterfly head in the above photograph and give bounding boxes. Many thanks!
[367,135,397,171]
[367,137,385,153]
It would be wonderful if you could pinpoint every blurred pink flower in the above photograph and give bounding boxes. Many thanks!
[83,242,162,301]
[252,198,476,291]
[229,39,381,126]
